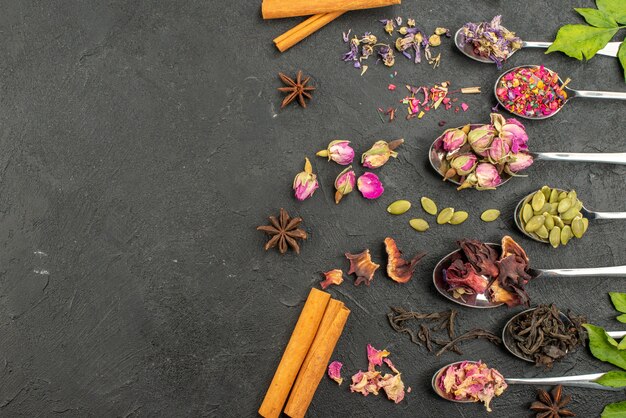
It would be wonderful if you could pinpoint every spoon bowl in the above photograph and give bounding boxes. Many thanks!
[432,244,504,309]
[453,28,499,64]
[431,361,478,403]
[428,127,513,188]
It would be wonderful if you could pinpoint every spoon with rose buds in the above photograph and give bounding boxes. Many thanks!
[432,360,619,406]
[514,188,626,245]
[494,65,626,120]
[429,128,626,189]
[454,28,621,64]
[502,307,626,363]
[432,244,626,309]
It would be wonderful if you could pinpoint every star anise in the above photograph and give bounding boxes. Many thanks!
[530,385,575,418]
[257,208,307,254]
[278,70,315,108]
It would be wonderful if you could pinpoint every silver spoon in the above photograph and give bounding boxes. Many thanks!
[429,130,626,188]
[433,244,626,309]
[432,360,619,405]
[514,189,626,244]
[494,65,626,120]
[454,28,621,64]
[502,307,626,363]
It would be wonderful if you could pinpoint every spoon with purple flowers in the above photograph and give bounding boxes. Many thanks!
[454,16,620,66]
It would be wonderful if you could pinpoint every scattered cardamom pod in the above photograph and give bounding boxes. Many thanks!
[409,218,429,232]
[421,197,438,215]
[480,209,500,222]
[387,200,411,215]
[437,208,454,224]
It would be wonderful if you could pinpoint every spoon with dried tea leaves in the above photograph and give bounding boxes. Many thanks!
[514,188,626,245]
[494,65,626,120]
[432,244,626,309]
[453,28,621,64]
[432,360,619,407]
[502,306,626,363]
[429,128,626,189]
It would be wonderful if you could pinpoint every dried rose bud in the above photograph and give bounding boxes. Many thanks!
[361,139,403,168]
[490,112,507,133]
[320,269,344,289]
[450,154,477,176]
[500,118,528,153]
[316,140,355,165]
[357,172,384,199]
[458,162,502,191]
[506,152,534,173]
[293,157,319,201]
[467,125,496,157]
[441,128,467,152]
[488,136,511,164]
[334,166,356,204]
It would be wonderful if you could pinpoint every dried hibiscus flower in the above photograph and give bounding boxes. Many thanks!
[489,235,534,307]
[320,269,344,289]
[384,237,426,283]
[445,259,488,296]
[346,249,380,286]
[458,238,499,277]
[327,361,344,385]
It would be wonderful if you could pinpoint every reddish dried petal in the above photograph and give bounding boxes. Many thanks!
[384,237,425,283]
[320,269,344,289]
[345,250,380,286]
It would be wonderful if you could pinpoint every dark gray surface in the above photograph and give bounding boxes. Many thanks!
[0,1,625,417]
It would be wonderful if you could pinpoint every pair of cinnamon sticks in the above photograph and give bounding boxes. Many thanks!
[258,288,350,418]
[262,0,402,52]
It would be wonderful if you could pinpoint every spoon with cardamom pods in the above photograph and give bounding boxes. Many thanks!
[503,306,626,364]
[433,242,626,309]
[515,186,626,247]
[429,127,626,190]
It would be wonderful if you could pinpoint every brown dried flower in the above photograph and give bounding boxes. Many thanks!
[346,249,380,286]
[384,237,426,283]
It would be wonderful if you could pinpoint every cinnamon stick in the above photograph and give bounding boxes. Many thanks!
[284,302,351,418]
[258,288,331,418]
[274,12,345,52]
[262,0,400,19]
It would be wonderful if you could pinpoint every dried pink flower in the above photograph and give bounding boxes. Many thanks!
[320,269,344,289]
[293,158,319,200]
[316,140,355,165]
[357,172,384,199]
[328,361,344,385]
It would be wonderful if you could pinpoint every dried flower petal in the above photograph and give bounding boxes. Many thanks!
[384,237,426,283]
[457,239,499,277]
[380,373,405,403]
[367,344,390,368]
[328,361,344,385]
[346,249,380,286]
[320,269,344,289]
[357,172,384,200]
[445,259,489,296]
[437,361,507,412]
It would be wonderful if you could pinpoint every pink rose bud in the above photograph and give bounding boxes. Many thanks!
[500,118,528,153]
[488,137,511,164]
[475,163,502,189]
[357,172,384,199]
[334,166,356,204]
[361,139,404,169]
[293,157,319,201]
[467,125,495,157]
[450,154,477,176]
[490,112,507,133]
[441,128,467,152]
[507,152,534,173]
[316,140,355,165]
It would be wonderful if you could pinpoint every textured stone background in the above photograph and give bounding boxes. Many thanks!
[0,1,625,417]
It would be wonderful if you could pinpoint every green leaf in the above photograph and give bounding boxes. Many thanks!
[619,337,626,350]
[611,292,626,313]
[602,400,626,418]
[619,40,626,82]
[575,8,618,27]
[547,24,619,60]
[597,370,626,387]
[617,313,626,323]
[583,323,626,369]
[597,0,626,25]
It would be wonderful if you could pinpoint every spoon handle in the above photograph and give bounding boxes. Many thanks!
[571,89,626,100]
[506,373,617,390]
[537,265,626,278]
[588,211,626,220]
[522,41,620,57]
[533,152,626,165]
